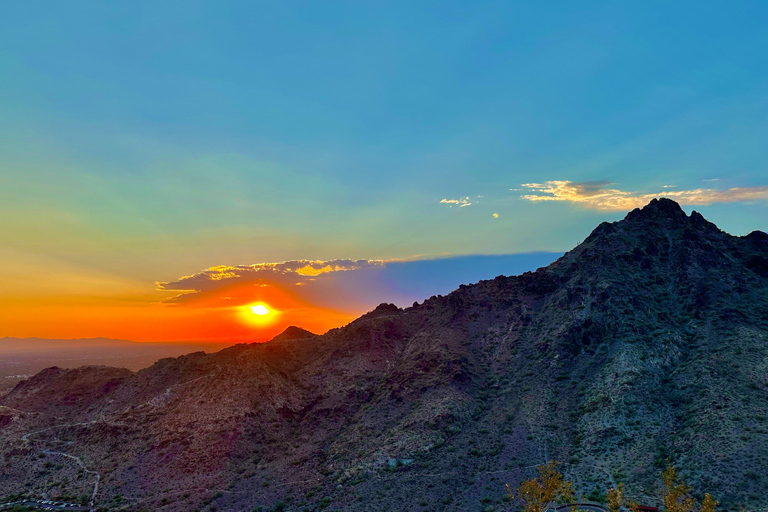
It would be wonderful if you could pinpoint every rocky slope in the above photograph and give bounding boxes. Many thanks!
[1,199,767,512]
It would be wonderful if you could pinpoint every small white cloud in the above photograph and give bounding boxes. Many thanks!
[704,178,720,182]
[440,197,472,208]
[661,185,677,188]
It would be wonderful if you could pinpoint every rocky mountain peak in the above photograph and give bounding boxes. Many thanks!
[354,302,402,322]
[625,197,688,222]
[618,198,720,235]
[579,198,725,254]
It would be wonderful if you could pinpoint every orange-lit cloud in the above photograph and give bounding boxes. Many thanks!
[157,259,384,303]
[519,181,768,211]
[296,265,333,276]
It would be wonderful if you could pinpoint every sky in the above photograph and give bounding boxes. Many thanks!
[1,1,767,342]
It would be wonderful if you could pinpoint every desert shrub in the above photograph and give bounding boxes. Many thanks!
[587,489,606,503]
[505,461,575,512]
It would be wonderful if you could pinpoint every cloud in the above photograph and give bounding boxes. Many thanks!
[519,180,768,211]
[158,259,383,304]
[440,197,471,207]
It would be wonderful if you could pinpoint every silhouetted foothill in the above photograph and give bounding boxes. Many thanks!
[270,325,317,342]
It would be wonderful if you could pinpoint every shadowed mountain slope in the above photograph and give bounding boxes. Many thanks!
[1,199,767,512]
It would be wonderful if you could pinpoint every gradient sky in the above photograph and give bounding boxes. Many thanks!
[1,1,767,341]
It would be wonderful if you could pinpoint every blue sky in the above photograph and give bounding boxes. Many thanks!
[1,1,767,339]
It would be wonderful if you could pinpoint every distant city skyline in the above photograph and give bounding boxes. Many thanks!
[1,1,766,341]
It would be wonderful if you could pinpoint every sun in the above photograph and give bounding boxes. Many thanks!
[238,302,279,329]
[250,304,270,316]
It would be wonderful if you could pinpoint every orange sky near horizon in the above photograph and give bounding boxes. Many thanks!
[0,281,356,343]
[0,251,570,343]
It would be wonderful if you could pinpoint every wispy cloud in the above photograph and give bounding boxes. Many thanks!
[519,180,768,211]
[440,197,471,207]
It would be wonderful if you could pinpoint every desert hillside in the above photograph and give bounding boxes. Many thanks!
[2,198,767,512]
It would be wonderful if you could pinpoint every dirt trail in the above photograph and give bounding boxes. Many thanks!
[22,422,102,511]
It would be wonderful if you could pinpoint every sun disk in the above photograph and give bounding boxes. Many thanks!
[250,304,269,315]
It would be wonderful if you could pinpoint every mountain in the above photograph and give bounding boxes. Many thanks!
[0,338,232,396]
[1,198,766,512]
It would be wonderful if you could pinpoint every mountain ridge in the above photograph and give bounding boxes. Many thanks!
[1,198,767,512]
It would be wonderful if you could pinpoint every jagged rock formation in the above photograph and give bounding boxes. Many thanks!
[1,199,767,512]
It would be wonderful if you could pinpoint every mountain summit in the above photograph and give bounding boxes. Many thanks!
[2,199,767,511]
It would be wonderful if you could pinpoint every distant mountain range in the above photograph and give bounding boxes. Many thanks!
[0,337,228,354]
[1,198,767,512]
[0,337,139,354]
[0,337,231,396]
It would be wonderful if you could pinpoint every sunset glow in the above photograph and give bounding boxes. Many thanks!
[0,2,766,347]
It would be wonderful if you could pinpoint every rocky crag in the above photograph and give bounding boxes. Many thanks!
[1,199,767,512]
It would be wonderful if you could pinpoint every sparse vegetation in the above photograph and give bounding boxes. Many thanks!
[659,464,719,512]
[506,462,719,512]
[505,461,576,512]
[606,482,624,512]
